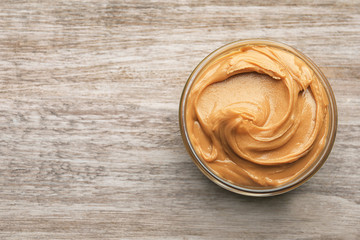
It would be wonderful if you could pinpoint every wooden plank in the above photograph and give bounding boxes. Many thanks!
[0,1,359,239]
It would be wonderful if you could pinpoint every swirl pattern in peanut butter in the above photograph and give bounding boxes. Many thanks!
[186,45,329,187]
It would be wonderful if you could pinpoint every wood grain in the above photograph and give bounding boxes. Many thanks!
[0,1,359,239]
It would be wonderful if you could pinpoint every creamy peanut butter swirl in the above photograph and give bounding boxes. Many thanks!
[186,45,329,187]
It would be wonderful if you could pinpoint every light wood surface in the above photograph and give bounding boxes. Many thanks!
[0,1,359,239]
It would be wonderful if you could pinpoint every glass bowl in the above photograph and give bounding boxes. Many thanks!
[179,39,337,197]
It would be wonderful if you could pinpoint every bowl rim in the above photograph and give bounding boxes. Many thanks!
[179,39,338,197]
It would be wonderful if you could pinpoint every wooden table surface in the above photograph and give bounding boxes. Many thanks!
[0,1,359,239]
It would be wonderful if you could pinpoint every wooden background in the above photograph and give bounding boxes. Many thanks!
[0,1,359,239]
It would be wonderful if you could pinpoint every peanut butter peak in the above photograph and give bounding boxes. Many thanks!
[186,45,329,187]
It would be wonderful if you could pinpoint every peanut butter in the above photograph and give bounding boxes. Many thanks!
[185,45,329,187]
